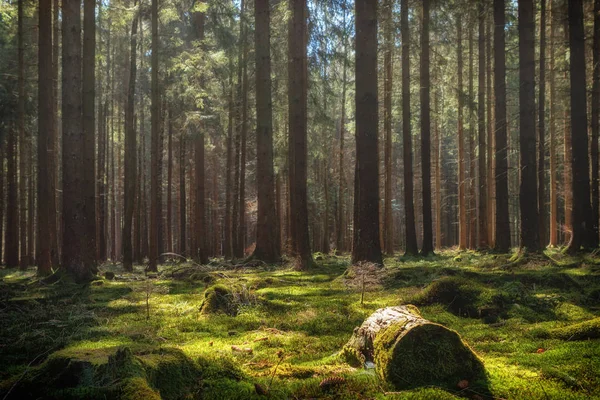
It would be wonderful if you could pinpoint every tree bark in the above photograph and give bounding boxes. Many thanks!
[179,134,186,256]
[62,0,92,282]
[123,5,138,271]
[149,0,159,271]
[549,0,558,247]
[567,0,593,253]
[6,122,19,268]
[288,0,312,268]
[401,0,418,256]
[167,106,173,254]
[420,0,433,255]
[591,0,600,247]
[457,14,467,251]
[253,0,280,263]
[478,0,488,249]
[18,0,28,269]
[352,0,382,265]
[37,0,53,275]
[538,0,548,247]
[382,0,393,255]
[494,0,511,252]
[83,0,97,270]
[518,0,540,251]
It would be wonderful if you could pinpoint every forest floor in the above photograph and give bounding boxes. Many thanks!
[0,249,599,399]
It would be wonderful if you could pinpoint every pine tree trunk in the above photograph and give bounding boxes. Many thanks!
[549,0,558,247]
[567,0,593,253]
[253,0,280,263]
[494,0,511,252]
[167,106,173,254]
[37,0,53,275]
[224,60,234,259]
[18,0,28,269]
[50,0,59,266]
[457,14,467,251]
[6,122,19,268]
[238,43,248,258]
[468,23,476,250]
[149,0,159,272]
[591,0,600,247]
[123,7,138,271]
[337,8,348,253]
[83,0,97,270]
[401,0,418,256]
[478,0,488,249]
[420,0,433,255]
[288,0,312,268]
[538,0,548,247]
[486,10,495,247]
[62,0,91,282]
[518,0,540,251]
[383,0,393,255]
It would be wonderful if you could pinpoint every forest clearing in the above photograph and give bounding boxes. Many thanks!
[1,250,599,399]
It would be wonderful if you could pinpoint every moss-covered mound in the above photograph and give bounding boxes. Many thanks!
[200,284,236,315]
[411,277,482,317]
[551,318,600,340]
[0,346,202,400]
[374,321,485,390]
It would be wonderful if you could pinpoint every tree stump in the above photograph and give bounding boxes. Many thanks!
[342,305,484,390]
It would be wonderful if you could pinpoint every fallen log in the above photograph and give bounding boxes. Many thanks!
[342,305,485,390]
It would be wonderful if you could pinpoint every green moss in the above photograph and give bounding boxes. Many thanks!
[411,277,482,317]
[120,377,160,400]
[374,322,485,390]
[200,284,236,315]
[551,318,600,340]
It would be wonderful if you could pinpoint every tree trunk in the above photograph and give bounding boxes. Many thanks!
[478,0,488,249]
[486,10,495,247]
[518,0,540,251]
[50,0,59,266]
[62,0,92,282]
[401,0,418,256]
[494,0,511,252]
[83,0,97,270]
[123,6,138,271]
[342,306,484,390]
[6,122,19,268]
[352,0,382,265]
[167,106,173,254]
[148,0,159,272]
[382,0,393,255]
[457,14,467,251]
[238,38,249,258]
[224,58,234,259]
[337,7,348,253]
[288,0,312,268]
[567,0,593,253]
[468,23,476,250]
[591,0,600,247]
[37,0,53,275]
[253,0,280,263]
[18,0,28,269]
[549,0,558,246]
[420,0,433,255]
[538,0,548,247]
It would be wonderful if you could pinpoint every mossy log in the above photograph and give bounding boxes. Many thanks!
[342,305,484,390]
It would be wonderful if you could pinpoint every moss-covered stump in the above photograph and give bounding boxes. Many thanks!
[342,305,485,390]
[199,284,236,315]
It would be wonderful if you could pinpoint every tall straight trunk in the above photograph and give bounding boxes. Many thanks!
[352,0,382,265]
[518,0,540,251]
[288,0,312,268]
[253,0,280,262]
[538,0,547,247]
[0,144,3,264]
[134,113,141,263]
[50,0,59,266]
[98,21,111,262]
[420,0,433,255]
[83,0,97,269]
[167,106,173,253]
[18,0,28,269]
[457,14,467,250]
[62,0,91,282]
[486,10,495,247]
[468,23,476,249]
[6,122,19,268]
[494,0,511,252]
[478,0,488,248]
[139,19,148,262]
[238,40,249,258]
[549,0,558,246]
[179,135,186,255]
[383,0,393,255]
[149,0,159,271]
[591,0,600,247]
[232,0,245,258]
[38,0,53,275]
[434,71,442,248]
[224,59,234,258]
[337,7,348,253]
[193,11,208,264]
[567,0,593,253]
[401,0,418,255]
[123,7,138,271]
